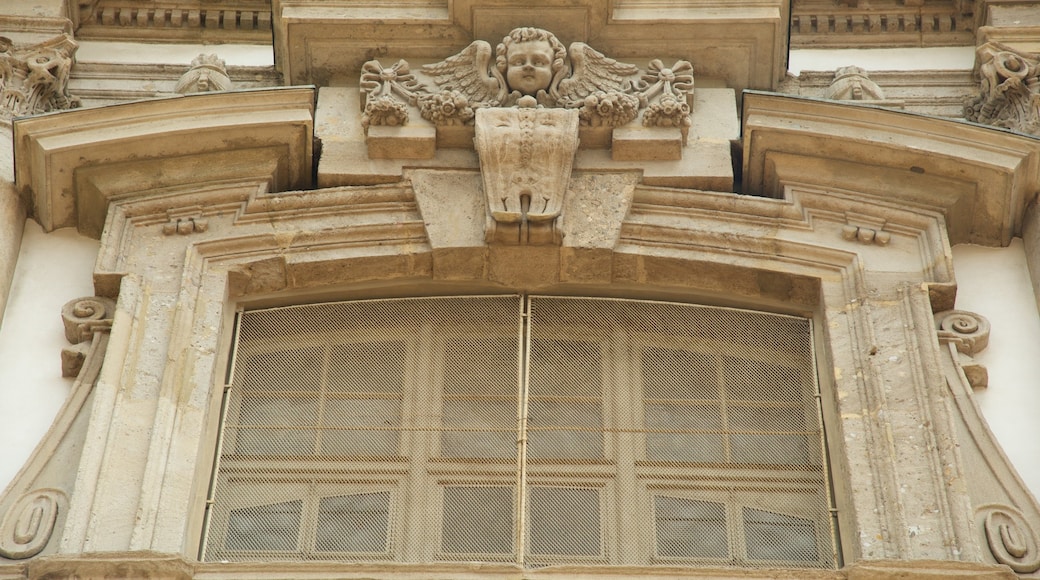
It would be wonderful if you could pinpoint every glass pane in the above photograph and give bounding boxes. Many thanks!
[235,395,318,456]
[321,398,400,457]
[642,347,722,400]
[527,339,605,460]
[729,405,811,466]
[442,486,514,555]
[654,496,728,559]
[644,403,724,463]
[528,487,601,557]
[527,399,602,459]
[315,492,391,553]
[327,341,406,394]
[239,347,323,392]
[743,507,819,562]
[226,500,302,552]
[440,399,516,458]
[441,336,519,459]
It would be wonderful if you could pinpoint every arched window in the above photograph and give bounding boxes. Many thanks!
[202,296,837,568]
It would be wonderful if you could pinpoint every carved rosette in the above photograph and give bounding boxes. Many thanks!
[966,42,1040,136]
[0,489,67,559]
[979,504,1040,573]
[935,309,990,389]
[0,34,79,120]
[474,104,579,245]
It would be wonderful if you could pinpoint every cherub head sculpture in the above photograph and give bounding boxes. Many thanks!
[495,27,567,97]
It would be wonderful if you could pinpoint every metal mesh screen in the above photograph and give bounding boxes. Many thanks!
[204,295,833,568]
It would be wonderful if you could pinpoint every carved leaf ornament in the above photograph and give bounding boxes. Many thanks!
[966,42,1040,136]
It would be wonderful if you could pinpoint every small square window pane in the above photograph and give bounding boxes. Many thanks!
[442,486,514,555]
[641,348,722,400]
[322,398,400,457]
[645,403,724,463]
[440,399,516,459]
[226,500,302,552]
[527,399,603,459]
[315,492,391,553]
[235,395,318,456]
[654,496,728,559]
[743,507,820,563]
[327,342,406,394]
[528,487,601,557]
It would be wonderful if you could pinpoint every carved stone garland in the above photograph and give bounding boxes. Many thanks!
[0,34,79,120]
[966,42,1040,137]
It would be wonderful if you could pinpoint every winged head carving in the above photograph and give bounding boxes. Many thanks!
[360,26,693,132]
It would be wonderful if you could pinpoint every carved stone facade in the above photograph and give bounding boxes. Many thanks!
[1,1,1040,579]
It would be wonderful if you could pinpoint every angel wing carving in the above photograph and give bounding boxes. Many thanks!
[554,42,639,106]
[421,40,507,106]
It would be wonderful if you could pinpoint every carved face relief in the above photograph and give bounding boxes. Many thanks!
[505,40,554,96]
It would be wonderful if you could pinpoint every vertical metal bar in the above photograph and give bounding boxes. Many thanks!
[515,296,531,565]
[810,319,843,568]
[198,308,245,561]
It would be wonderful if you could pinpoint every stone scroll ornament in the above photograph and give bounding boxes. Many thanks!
[0,34,79,120]
[0,489,67,559]
[965,42,1040,136]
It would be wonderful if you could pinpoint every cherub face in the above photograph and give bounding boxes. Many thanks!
[505,40,554,96]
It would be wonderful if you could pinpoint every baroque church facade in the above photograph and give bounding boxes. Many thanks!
[1,0,1040,578]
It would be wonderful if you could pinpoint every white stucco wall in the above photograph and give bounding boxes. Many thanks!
[0,223,99,493]
[951,240,1040,501]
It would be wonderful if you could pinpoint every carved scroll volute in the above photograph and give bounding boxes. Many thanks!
[61,297,115,378]
[935,309,990,389]
[474,101,579,245]
[979,504,1040,573]
[0,489,67,559]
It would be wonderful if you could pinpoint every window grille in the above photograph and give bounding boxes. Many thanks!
[202,296,836,568]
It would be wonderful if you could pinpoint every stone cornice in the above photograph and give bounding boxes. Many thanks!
[72,0,273,44]
[12,87,315,237]
[273,0,788,93]
[741,92,1040,246]
[790,0,976,48]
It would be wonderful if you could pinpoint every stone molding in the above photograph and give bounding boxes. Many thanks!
[73,0,273,44]
[782,69,975,119]
[790,0,976,48]
[12,87,315,238]
[273,0,788,94]
[741,91,1040,247]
